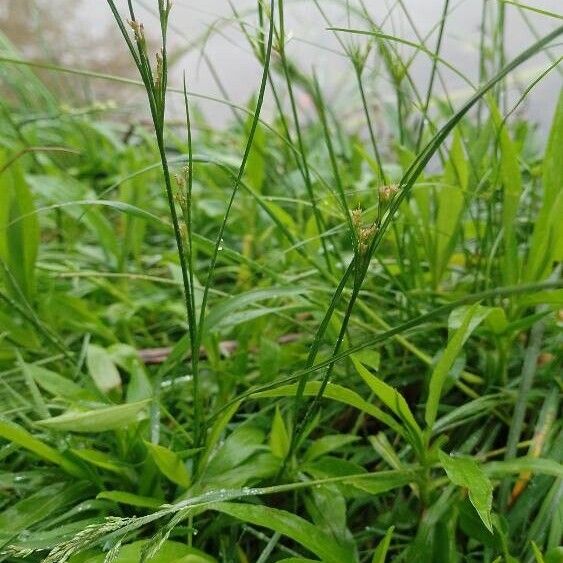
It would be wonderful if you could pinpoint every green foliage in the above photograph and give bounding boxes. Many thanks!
[212,502,357,563]
[439,451,494,532]
[525,92,563,282]
[0,2,561,562]
[145,441,191,489]
[38,400,150,433]
[0,150,39,301]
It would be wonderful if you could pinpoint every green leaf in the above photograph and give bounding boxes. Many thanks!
[266,201,299,234]
[425,303,487,428]
[345,470,416,495]
[369,434,403,469]
[205,425,265,478]
[38,400,149,433]
[0,419,86,478]
[545,548,563,563]
[372,525,394,563]
[254,381,406,439]
[490,99,522,285]
[269,406,290,458]
[27,364,92,400]
[351,356,423,451]
[97,490,163,509]
[69,540,215,563]
[354,349,381,372]
[306,483,348,543]
[244,112,266,192]
[0,150,39,300]
[198,400,241,472]
[145,441,191,488]
[204,452,279,490]
[525,91,563,281]
[258,337,281,379]
[87,343,122,394]
[304,434,360,462]
[26,174,120,260]
[518,289,563,307]
[72,448,131,477]
[531,541,546,563]
[0,482,90,547]
[204,287,306,333]
[439,451,493,533]
[484,458,563,479]
[484,307,509,335]
[19,354,49,419]
[434,130,466,283]
[211,502,357,563]
[108,343,152,402]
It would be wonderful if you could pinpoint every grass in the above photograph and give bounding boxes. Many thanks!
[0,1,562,562]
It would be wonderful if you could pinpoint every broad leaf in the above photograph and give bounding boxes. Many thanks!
[87,343,122,395]
[145,441,191,488]
[439,451,493,533]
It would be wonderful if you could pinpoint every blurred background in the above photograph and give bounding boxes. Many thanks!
[1,0,561,132]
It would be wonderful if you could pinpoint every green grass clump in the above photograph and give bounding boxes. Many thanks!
[0,1,562,562]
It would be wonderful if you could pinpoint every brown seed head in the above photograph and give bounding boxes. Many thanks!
[379,184,399,204]
[127,19,145,44]
[351,207,363,229]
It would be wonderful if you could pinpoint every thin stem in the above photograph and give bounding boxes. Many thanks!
[193,1,276,455]
[499,309,547,507]
[415,0,450,152]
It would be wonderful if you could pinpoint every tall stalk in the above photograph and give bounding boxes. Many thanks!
[414,0,450,152]
[284,24,563,467]
[106,0,200,447]
[192,0,275,465]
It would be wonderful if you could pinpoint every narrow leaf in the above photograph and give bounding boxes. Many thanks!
[0,419,85,478]
[269,406,290,458]
[526,91,563,281]
[352,356,423,450]
[372,525,394,563]
[211,502,356,563]
[425,303,485,428]
[0,150,39,300]
[97,490,163,509]
[38,400,149,433]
